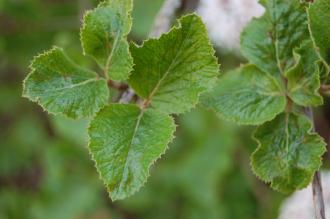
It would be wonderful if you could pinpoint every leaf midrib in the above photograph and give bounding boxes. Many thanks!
[116,109,145,194]
[104,30,121,78]
[37,77,101,93]
[143,20,194,107]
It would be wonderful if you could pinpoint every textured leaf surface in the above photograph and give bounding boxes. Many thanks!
[202,65,286,125]
[241,0,309,76]
[251,113,326,194]
[88,104,175,200]
[23,47,108,119]
[80,1,133,80]
[285,41,323,107]
[128,14,219,114]
[308,0,330,68]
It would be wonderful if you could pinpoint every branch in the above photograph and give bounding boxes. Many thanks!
[305,107,326,219]
[118,0,182,103]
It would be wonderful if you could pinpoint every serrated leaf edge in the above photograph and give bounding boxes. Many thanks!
[80,1,134,81]
[250,112,327,193]
[22,46,108,120]
[131,13,220,115]
[87,103,177,201]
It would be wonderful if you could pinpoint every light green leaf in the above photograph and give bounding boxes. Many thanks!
[285,41,323,106]
[88,104,175,201]
[80,1,133,81]
[201,65,286,125]
[251,112,326,194]
[241,0,309,76]
[317,59,330,83]
[23,47,108,119]
[308,0,330,69]
[128,14,219,114]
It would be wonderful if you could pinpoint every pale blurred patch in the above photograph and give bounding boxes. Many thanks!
[279,171,330,219]
[197,0,264,53]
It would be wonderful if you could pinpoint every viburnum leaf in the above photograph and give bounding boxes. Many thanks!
[201,65,286,125]
[23,47,108,119]
[80,0,133,81]
[285,41,323,107]
[128,14,219,114]
[308,0,330,71]
[88,104,175,200]
[251,112,326,194]
[241,0,309,77]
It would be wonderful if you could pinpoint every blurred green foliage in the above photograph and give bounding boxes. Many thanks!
[0,0,284,218]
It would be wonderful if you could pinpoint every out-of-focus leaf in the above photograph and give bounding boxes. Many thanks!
[251,112,326,193]
[202,65,286,125]
[241,0,309,77]
[308,0,330,71]
[285,41,323,107]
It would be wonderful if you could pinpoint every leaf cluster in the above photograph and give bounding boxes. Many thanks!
[22,0,219,200]
[203,0,329,193]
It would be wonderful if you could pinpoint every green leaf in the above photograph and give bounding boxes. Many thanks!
[201,65,286,125]
[285,41,323,107]
[88,104,175,200]
[308,0,330,68]
[80,1,133,81]
[251,112,326,194]
[241,0,309,76]
[128,14,219,114]
[317,59,330,83]
[23,47,109,119]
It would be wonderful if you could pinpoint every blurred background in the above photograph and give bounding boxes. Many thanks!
[1,0,330,218]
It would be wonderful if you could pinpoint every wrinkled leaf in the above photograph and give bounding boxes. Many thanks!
[308,0,330,69]
[251,112,326,194]
[88,104,175,200]
[241,0,309,76]
[80,1,133,80]
[202,65,286,125]
[23,47,108,119]
[285,41,323,107]
[128,14,219,114]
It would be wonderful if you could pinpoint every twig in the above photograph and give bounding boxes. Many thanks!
[118,88,136,104]
[305,107,326,219]
[117,0,183,103]
[108,80,129,91]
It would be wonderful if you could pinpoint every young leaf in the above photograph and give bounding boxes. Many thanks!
[251,112,326,194]
[88,104,175,200]
[201,65,286,125]
[241,0,309,76]
[80,1,133,81]
[285,41,323,107]
[23,47,108,119]
[308,0,330,69]
[128,14,219,114]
